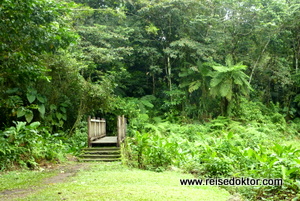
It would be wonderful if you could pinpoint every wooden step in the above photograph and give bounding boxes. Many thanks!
[80,154,120,158]
[80,158,120,162]
[83,147,119,151]
[84,147,119,149]
[79,147,121,162]
[82,151,120,155]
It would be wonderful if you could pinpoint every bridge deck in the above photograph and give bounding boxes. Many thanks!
[92,136,117,144]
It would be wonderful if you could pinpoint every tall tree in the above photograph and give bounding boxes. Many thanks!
[0,0,78,127]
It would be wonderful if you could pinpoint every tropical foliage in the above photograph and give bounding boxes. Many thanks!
[1,0,300,200]
[124,112,300,200]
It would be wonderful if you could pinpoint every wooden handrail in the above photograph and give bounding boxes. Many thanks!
[88,116,106,147]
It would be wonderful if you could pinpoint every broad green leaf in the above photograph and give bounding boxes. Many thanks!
[60,107,66,113]
[60,103,68,107]
[27,93,36,103]
[56,112,63,120]
[38,104,45,117]
[17,108,26,118]
[50,104,57,111]
[25,111,34,123]
[37,95,46,103]
[29,121,40,129]
[62,115,67,121]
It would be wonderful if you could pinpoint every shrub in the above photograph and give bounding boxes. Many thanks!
[0,122,69,170]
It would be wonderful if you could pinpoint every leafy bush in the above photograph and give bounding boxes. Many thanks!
[125,130,183,171]
[0,121,84,170]
[202,157,233,177]
[63,121,88,155]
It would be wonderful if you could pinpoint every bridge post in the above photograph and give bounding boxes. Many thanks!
[117,115,126,147]
[88,116,91,147]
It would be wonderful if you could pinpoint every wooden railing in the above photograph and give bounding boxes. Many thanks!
[117,115,126,147]
[88,116,106,147]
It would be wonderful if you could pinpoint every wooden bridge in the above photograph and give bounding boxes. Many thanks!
[80,115,126,162]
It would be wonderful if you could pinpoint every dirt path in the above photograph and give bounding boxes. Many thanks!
[0,163,92,201]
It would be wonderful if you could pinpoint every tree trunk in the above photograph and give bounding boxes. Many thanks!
[221,97,229,116]
[167,56,172,101]
[249,38,270,84]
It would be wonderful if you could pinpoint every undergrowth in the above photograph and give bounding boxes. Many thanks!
[123,101,300,200]
[0,121,87,171]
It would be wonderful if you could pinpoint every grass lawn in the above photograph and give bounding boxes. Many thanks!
[5,162,230,201]
[0,170,57,191]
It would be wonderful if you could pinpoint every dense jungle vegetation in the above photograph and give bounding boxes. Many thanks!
[1,0,300,200]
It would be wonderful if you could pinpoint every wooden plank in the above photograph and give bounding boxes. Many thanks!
[90,134,106,141]
[81,158,120,162]
[92,136,117,144]
[90,119,105,123]
[83,147,120,151]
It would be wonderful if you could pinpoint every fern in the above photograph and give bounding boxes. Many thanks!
[210,75,223,87]
[207,55,252,115]
[188,80,201,93]
[220,80,232,99]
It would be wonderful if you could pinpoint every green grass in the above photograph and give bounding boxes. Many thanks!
[17,162,230,201]
[0,169,57,191]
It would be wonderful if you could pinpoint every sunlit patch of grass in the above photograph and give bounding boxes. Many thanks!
[19,162,230,201]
